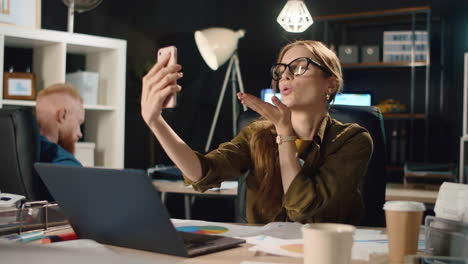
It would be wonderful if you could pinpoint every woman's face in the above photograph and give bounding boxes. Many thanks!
[277,45,333,110]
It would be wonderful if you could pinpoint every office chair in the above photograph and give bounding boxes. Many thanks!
[0,107,52,201]
[235,105,387,227]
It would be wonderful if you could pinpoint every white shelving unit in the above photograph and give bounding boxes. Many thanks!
[0,24,127,168]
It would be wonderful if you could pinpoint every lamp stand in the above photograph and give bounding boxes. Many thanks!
[204,53,247,152]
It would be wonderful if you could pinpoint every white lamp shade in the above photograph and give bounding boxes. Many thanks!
[277,0,314,33]
[194,28,245,71]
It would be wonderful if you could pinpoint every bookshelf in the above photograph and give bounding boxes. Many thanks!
[342,61,427,69]
[383,113,426,119]
[0,24,127,168]
[313,6,443,177]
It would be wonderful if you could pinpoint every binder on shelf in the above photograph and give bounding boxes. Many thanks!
[383,31,428,63]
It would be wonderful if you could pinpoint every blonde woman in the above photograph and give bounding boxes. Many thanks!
[141,40,373,224]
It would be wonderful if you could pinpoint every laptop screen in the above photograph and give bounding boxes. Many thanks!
[260,88,372,106]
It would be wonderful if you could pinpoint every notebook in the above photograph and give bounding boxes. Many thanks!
[34,163,245,257]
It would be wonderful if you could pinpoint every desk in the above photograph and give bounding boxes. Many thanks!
[385,183,439,204]
[153,180,238,219]
[26,225,387,264]
[111,241,389,264]
[153,181,439,219]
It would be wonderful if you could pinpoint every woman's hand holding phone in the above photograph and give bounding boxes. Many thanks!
[141,47,183,127]
[157,46,178,108]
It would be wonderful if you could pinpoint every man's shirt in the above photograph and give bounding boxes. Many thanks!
[39,135,82,166]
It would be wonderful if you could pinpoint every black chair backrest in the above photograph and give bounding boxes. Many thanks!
[235,105,387,226]
[0,107,50,201]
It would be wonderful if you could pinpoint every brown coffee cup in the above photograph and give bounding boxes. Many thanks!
[384,201,425,263]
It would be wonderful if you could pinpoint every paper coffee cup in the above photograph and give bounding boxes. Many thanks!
[302,223,355,264]
[384,201,425,263]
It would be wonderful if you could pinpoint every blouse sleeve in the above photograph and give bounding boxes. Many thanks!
[183,123,255,192]
[282,125,373,222]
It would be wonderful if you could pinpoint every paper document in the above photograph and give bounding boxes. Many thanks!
[171,219,263,238]
[243,228,424,261]
[171,219,427,261]
[245,236,303,258]
[171,220,303,239]
[185,181,238,191]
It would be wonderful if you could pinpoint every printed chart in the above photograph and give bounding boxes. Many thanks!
[176,226,229,235]
[280,244,303,254]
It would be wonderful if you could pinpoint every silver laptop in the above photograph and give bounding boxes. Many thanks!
[34,163,245,257]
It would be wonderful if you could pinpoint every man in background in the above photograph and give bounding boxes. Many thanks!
[35,83,84,166]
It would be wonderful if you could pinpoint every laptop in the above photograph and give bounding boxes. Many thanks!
[34,163,245,257]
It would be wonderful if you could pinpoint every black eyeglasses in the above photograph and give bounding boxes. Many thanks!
[270,57,332,81]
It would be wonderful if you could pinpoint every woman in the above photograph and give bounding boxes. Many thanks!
[141,40,373,224]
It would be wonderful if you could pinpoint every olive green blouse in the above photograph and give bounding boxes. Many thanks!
[183,114,373,225]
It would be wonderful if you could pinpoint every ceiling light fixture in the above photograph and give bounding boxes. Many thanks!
[277,0,313,33]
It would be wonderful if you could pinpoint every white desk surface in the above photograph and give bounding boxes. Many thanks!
[23,226,387,264]
[109,242,388,264]
[153,180,237,196]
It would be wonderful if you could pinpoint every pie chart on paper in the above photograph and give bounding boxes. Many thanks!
[280,243,304,254]
[176,225,229,235]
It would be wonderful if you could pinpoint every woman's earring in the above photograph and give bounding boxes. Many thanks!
[325,94,330,102]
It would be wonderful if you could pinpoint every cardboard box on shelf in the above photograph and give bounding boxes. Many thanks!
[75,142,95,167]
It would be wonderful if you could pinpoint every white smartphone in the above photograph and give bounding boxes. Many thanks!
[157,46,178,108]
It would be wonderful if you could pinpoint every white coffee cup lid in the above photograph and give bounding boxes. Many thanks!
[302,223,356,233]
[383,201,426,211]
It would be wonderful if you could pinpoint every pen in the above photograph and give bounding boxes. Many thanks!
[20,231,45,243]
[1,231,45,243]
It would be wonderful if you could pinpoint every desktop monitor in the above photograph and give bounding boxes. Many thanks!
[260,88,372,107]
[260,88,281,105]
[334,92,372,106]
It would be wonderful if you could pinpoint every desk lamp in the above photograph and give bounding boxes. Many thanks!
[194,27,247,152]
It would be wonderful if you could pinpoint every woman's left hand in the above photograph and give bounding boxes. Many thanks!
[237,92,294,136]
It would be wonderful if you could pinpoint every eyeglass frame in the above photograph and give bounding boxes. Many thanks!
[270,57,333,81]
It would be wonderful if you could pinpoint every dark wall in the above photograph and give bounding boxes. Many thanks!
[41,0,465,170]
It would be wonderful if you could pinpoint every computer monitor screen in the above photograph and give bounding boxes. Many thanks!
[260,88,281,104]
[261,88,372,107]
[334,93,372,106]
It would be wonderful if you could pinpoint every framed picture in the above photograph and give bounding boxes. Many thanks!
[0,0,41,29]
[3,72,36,100]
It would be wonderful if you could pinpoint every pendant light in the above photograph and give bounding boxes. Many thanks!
[277,0,313,33]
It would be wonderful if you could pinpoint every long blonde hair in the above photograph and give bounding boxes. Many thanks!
[251,40,343,217]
